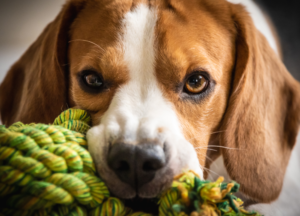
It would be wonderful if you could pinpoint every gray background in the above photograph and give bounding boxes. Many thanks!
[0,0,299,83]
[0,0,64,82]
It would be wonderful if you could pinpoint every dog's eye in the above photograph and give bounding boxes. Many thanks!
[78,70,106,93]
[80,71,103,89]
[84,73,103,87]
[185,74,208,94]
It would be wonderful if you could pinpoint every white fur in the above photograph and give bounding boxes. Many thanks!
[87,4,201,198]
[227,0,279,55]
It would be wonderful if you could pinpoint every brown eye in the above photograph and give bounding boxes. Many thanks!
[84,74,103,87]
[185,74,208,94]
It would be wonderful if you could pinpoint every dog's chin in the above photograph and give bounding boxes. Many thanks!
[98,163,175,199]
[123,197,159,215]
[138,168,174,198]
[103,170,174,199]
[104,174,173,215]
[110,175,174,215]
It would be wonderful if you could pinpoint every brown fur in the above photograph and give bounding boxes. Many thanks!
[154,0,236,167]
[0,0,299,203]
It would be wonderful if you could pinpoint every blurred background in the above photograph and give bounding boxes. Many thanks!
[256,0,300,81]
[0,0,299,83]
[0,0,64,82]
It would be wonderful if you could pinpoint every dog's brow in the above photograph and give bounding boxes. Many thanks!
[69,39,105,53]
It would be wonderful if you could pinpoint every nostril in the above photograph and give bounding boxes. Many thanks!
[107,143,136,188]
[107,143,135,174]
[143,161,155,172]
[116,160,130,171]
[142,160,163,172]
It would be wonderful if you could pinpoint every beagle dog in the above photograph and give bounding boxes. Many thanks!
[0,0,300,215]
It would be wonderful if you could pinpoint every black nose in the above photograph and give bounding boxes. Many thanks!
[107,143,166,189]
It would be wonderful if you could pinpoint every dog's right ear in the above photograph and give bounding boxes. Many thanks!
[0,0,86,126]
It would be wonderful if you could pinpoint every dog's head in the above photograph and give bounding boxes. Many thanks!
[1,0,300,203]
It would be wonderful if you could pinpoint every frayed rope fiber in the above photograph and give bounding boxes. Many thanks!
[0,109,262,216]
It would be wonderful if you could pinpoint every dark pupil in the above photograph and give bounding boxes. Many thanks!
[85,74,102,87]
[188,75,203,87]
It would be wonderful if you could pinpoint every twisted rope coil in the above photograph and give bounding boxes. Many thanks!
[0,109,261,216]
[0,109,109,216]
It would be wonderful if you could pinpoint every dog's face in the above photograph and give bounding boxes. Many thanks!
[68,1,235,198]
[1,0,300,203]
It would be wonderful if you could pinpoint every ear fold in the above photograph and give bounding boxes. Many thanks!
[219,4,300,202]
[0,1,85,125]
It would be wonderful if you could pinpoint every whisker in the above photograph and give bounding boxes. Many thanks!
[187,130,227,142]
[205,148,217,152]
[196,151,223,178]
[195,145,241,150]
[69,39,105,52]
[196,150,215,163]
[210,130,227,135]
[196,147,217,152]
[207,145,241,150]
[201,166,221,177]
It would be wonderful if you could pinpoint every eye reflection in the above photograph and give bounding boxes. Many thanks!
[185,74,208,94]
[85,74,103,87]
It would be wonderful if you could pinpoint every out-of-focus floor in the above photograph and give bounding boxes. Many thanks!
[0,0,64,83]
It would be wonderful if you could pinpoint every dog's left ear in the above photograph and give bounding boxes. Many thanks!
[218,4,300,202]
[0,0,86,125]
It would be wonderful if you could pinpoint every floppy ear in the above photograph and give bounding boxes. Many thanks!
[0,0,85,126]
[219,4,300,202]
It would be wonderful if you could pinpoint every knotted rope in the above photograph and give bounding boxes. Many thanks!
[0,109,261,216]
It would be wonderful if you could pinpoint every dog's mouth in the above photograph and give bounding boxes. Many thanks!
[123,197,159,215]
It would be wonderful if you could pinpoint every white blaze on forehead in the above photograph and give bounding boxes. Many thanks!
[106,4,184,142]
[123,4,157,82]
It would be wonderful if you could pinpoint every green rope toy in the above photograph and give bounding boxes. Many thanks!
[0,109,261,216]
